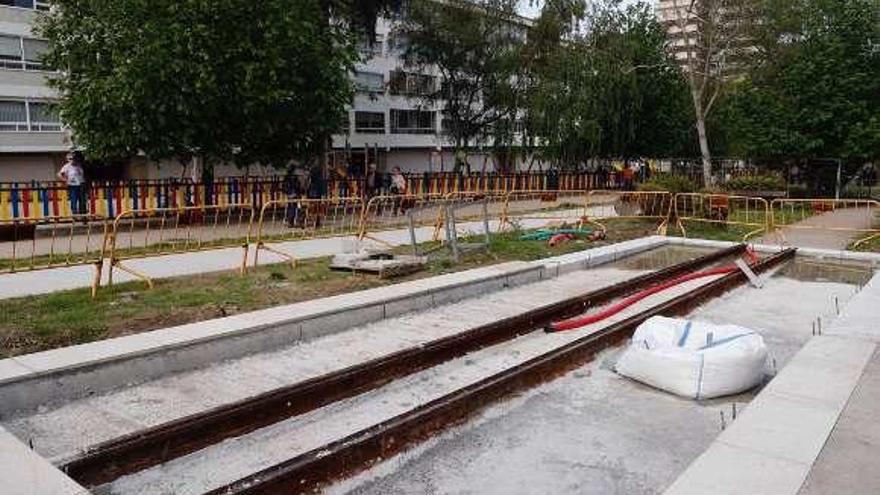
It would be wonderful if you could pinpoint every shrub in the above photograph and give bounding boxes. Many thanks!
[638,175,700,194]
[723,175,786,192]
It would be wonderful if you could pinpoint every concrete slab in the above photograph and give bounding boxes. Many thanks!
[0,426,88,495]
[718,390,841,465]
[799,348,880,495]
[664,441,808,495]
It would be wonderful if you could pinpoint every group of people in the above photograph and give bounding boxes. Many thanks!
[281,163,409,227]
[333,161,409,199]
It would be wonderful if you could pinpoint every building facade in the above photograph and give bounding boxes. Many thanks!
[0,5,526,182]
[0,2,68,181]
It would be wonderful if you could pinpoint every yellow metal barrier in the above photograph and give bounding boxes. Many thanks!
[104,204,255,291]
[674,193,770,241]
[497,190,591,231]
[358,194,450,246]
[770,198,880,248]
[252,197,365,268]
[0,215,109,295]
[584,190,674,234]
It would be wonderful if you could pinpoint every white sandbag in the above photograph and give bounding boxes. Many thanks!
[615,316,768,399]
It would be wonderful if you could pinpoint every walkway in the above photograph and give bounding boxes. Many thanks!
[0,216,577,300]
[757,208,878,250]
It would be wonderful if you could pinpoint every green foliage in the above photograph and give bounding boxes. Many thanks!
[399,0,525,162]
[723,175,787,191]
[38,0,359,167]
[717,0,880,162]
[523,0,694,167]
[638,175,700,194]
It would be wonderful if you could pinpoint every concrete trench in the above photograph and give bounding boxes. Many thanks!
[1,236,878,495]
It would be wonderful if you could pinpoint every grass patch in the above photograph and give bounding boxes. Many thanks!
[0,219,658,357]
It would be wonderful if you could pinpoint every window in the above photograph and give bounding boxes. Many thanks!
[29,101,61,131]
[0,35,22,70]
[354,71,384,93]
[0,100,27,131]
[0,100,62,132]
[354,111,385,134]
[389,71,435,96]
[0,0,50,11]
[0,35,49,70]
[390,109,435,134]
[23,38,47,69]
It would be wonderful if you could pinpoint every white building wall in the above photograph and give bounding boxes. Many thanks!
[0,5,68,180]
[0,9,529,181]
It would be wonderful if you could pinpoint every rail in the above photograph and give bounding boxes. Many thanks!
[203,248,796,495]
[60,244,749,488]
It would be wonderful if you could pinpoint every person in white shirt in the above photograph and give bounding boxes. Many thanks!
[58,151,86,215]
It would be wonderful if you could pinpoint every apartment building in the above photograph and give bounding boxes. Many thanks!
[0,2,67,181]
[0,4,528,182]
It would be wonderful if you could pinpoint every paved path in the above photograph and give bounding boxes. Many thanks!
[0,216,578,300]
[757,208,878,250]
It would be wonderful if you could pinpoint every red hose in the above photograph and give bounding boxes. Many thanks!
[546,249,759,333]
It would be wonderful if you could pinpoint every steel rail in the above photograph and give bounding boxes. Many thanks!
[204,248,795,495]
[65,244,747,487]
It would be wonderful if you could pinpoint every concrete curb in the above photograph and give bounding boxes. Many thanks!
[0,426,89,495]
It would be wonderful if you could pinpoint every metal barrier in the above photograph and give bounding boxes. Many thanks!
[358,194,451,246]
[496,190,591,231]
[2,172,632,221]
[674,193,770,241]
[252,197,365,267]
[0,215,109,293]
[104,204,256,291]
[583,190,674,234]
[770,198,880,248]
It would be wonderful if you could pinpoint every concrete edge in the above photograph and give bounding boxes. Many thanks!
[0,237,667,416]
[666,236,880,264]
[0,426,89,495]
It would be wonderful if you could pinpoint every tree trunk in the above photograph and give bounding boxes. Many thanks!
[695,116,713,188]
[691,91,713,188]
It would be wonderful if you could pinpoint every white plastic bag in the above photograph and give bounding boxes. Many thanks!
[615,316,768,399]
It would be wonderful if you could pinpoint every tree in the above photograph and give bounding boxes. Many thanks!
[522,0,693,168]
[664,0,757,186]
[38,0,395,170]
[719,0,880,163]
[395,0,526,172]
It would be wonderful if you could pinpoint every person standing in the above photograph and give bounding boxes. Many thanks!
[58,151,86,215]
[621,163,636,191]
[390,166,408,215]
[282,166,304,228]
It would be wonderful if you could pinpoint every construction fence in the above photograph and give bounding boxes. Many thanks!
[1,171,628,222]
[2,191,878,297]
